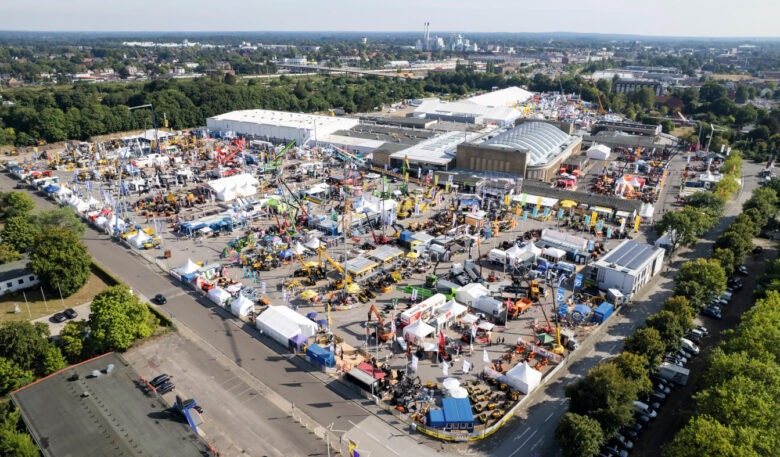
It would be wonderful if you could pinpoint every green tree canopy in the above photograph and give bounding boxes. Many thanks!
[0,244,21,265]
[624,327,667,369]
[28,227,91,297]
[661,296,695,332]
[29,206,86,237]
[88,286,158,352]
[0,215,39,252]
[0,321,50,375]
[710,248,737,277]
[646,311,685,352]
[663,415,741,457]
[612,352,653,395]
[2,192,35,218]
[59,320,87,363]
[0,357,34,396]
[673,259,727,308]
[565,362,641,436]
[555,412,605,457]
[683,191,725,217]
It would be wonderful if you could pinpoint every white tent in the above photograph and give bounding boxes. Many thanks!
[586,143,611,160]
[291,242,308,255]
[127,230,151,249]
[432,300,468,329]
[68,196,89,213]
[455,283,490,307]
[402,320,435,345]
[543,247,566,260]
[208,174,260,202]
[93,216,108,228]
[255,306,318,346]
[85,195,102,209]
[304,238,323,250]
[230,294,255,317]
[207,287,231,307]
[504,362,542,394]
[518,242,543,257]
[178,259,200,275]
[103,216,126,233]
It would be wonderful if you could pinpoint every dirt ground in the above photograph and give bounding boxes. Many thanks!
[0,272,110,322]
[631,237,775,456]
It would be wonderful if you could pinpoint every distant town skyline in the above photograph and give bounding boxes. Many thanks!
[4,0,779,38]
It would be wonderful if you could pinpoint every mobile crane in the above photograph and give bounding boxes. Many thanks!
[293,250,326,285]
[318,246,353,289]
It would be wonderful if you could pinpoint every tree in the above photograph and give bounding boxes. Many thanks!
[0,244,21,265]
[0,215,39,252]
[710,248,736,277]
[59,320,87,363]
[28,228,91,297]
[624,327,667,368]
[88,286,158,352]
[654,207,711,258]
[612,352,653,395]
[0,321,50,375]
[0,428,39,457]
[565,362,640,436]
[29,207,86,237]
[555,412,605,457]
[661,296,695,332]
[0,357,34,395]
[647,311,685,351]
[713,230,753,264]
[684,192,725,218]
[699,83,728,103]
[41,344,67,375]
[663,416,739,457]
[2,192,35,218]
[674,259,727,308]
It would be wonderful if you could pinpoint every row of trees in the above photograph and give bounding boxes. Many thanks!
[555,154,774,456]
[0,192,91,296]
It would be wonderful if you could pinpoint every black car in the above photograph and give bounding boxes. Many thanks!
[622,428,639,440]
[153,293,167,305]
[51,313,67,323]
[753,246,764,254]
[650,391,668,403]
[14,182,27,189]
[63,308,78,319]
[156,381,175,394]
[634,412,651,424]
[150,373,170,387]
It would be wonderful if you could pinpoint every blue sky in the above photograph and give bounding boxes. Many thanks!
[5,0,778,37]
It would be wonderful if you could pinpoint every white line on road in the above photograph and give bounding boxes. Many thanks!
[510,430,537,457]
[513,427,531,442]
[530,437,544,451]
[544,412,555,422]
[347,420,400,456]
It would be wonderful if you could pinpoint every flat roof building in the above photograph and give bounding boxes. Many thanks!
[11,352,211,457]
[465,86,534,108]
[413,99,521,127]
[0,256,39,296]
[206,109,359,146]
[588,239,664,297]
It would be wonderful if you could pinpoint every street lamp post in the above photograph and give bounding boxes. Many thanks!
[57,281,65,309]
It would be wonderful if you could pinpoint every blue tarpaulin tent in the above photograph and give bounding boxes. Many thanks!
[440,398,474,431]
[427,409,445,428]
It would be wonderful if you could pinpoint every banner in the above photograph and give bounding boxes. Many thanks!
[523,211,528,222]
[504,194,510,206]
[520,193,527,206]
[483,350,491,364]
[434,175,439,186]
[634,215,642,232]
[584,215,591,226]
[619,217,626,232]
[442,361,449,376]
[587,240,595,252]
[590,211,598,226]
[557,208,564,220]
[574,273,583,290]
[411,288,418,301]
[532,207,538,218]
[543,206,550,218]
[596,220,604,232]
[606,227,613,239]
[556,287,565,304]
[536,197,543,211]
[463,359,471,373]
[411,355,419,371]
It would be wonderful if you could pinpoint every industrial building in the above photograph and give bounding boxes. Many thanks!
[456,121,582,181]
[591,120,661,137]
[371,129,486,171]
[582,130,662,150]
[613,79,663,96]
[206,110,359,146]
[588,239,665,297]
[411,86,532,127]
[11,352,211,457]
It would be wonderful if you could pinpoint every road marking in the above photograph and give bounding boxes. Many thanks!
[559,398,568,405]
[348,420,400,456]
[530,437,544,450]
[513,427,531,441]
[544,412,555,422]
[510,430,537,457]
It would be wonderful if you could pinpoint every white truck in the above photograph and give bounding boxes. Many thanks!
[657,362,690,386]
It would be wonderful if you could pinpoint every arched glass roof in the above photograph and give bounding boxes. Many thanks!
[485,122,570,166]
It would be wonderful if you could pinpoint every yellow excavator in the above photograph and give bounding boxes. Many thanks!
[318,247,354,290]
[293,249,325,285]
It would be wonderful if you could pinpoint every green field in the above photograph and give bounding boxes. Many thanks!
[0,273,110,322]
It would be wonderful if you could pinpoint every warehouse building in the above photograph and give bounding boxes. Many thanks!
[206,110,359,146]
[465,86,534,108]
[588,239,664,297]
[456,121,582,181]
[372,130,486,171]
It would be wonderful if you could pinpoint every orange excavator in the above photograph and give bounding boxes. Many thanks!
[368,305,395,341]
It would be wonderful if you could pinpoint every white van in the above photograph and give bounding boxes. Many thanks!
[680,338,700,356]
[633,400,657,419]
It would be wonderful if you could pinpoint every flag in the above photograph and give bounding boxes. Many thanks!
[439,330,446,349]
[442,361,449,377]
[348,440,359,457]
[584,215,591,226]
[536,197,542,211]
[520,193,527,206]
[591,211,598,226]
[483,350,490,364]
[471,325,477,339]
[532,207,538,218]
[557,208,564,220]
[463,359,471,373]
[522,211,528,222]
[390,318,396,335]
[543,207,550,217]
[411,355,419,371]
[634,215,642,232]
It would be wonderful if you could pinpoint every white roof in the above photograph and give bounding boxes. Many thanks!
[178,259,199,275]
[317,133,386,151]
[414,99,521,125]
[390,130,485,166]
[513,194,558,208]
[256,306,318,339]
[403,320,435,342]
[543,247,566,259]
[207,109,358,132]
[230,294,254,317]
[504,361,542,394]
[465,87,534,108]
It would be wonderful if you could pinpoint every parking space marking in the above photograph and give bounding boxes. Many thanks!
[544,412,555,422]
[510,430,537,456]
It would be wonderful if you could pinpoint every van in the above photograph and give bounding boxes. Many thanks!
[680,338,700,356]
[633,401,657,419]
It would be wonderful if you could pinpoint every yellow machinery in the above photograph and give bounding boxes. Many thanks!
[318,247,353,284]
[293,249,325,284]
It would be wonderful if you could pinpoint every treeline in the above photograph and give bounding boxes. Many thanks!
[555,154,780,456]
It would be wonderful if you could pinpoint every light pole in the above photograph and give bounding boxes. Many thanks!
[57,281,65,309]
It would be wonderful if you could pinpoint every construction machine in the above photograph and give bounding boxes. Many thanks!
[368,220,393,245]
[318,247,353,285]
[293,250,326,285]
[368,305,395,341]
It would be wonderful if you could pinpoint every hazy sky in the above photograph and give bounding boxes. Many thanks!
[5,0,779,37]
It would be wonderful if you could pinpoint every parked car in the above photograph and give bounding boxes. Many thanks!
[737,265,749,276]
[633,401,657,419]
[63,308,78,319]
[602,445,629,457]
[150,373,170,387]
[634,412,651,424]
[14,182,26,189]
[622,427,639,441]
[625,421,644,433]
[681,338,700,355]
[695,325,709,335]
[702,306,722,319]
[727,278,743,290]
[753,246,764,254]
[612,434,635,450]
[51,313,67,323]
[153,293,167,305]
[649,391,667,403]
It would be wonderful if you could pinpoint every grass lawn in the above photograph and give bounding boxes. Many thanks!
[0,273,110,322]
[671,126,694,139]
